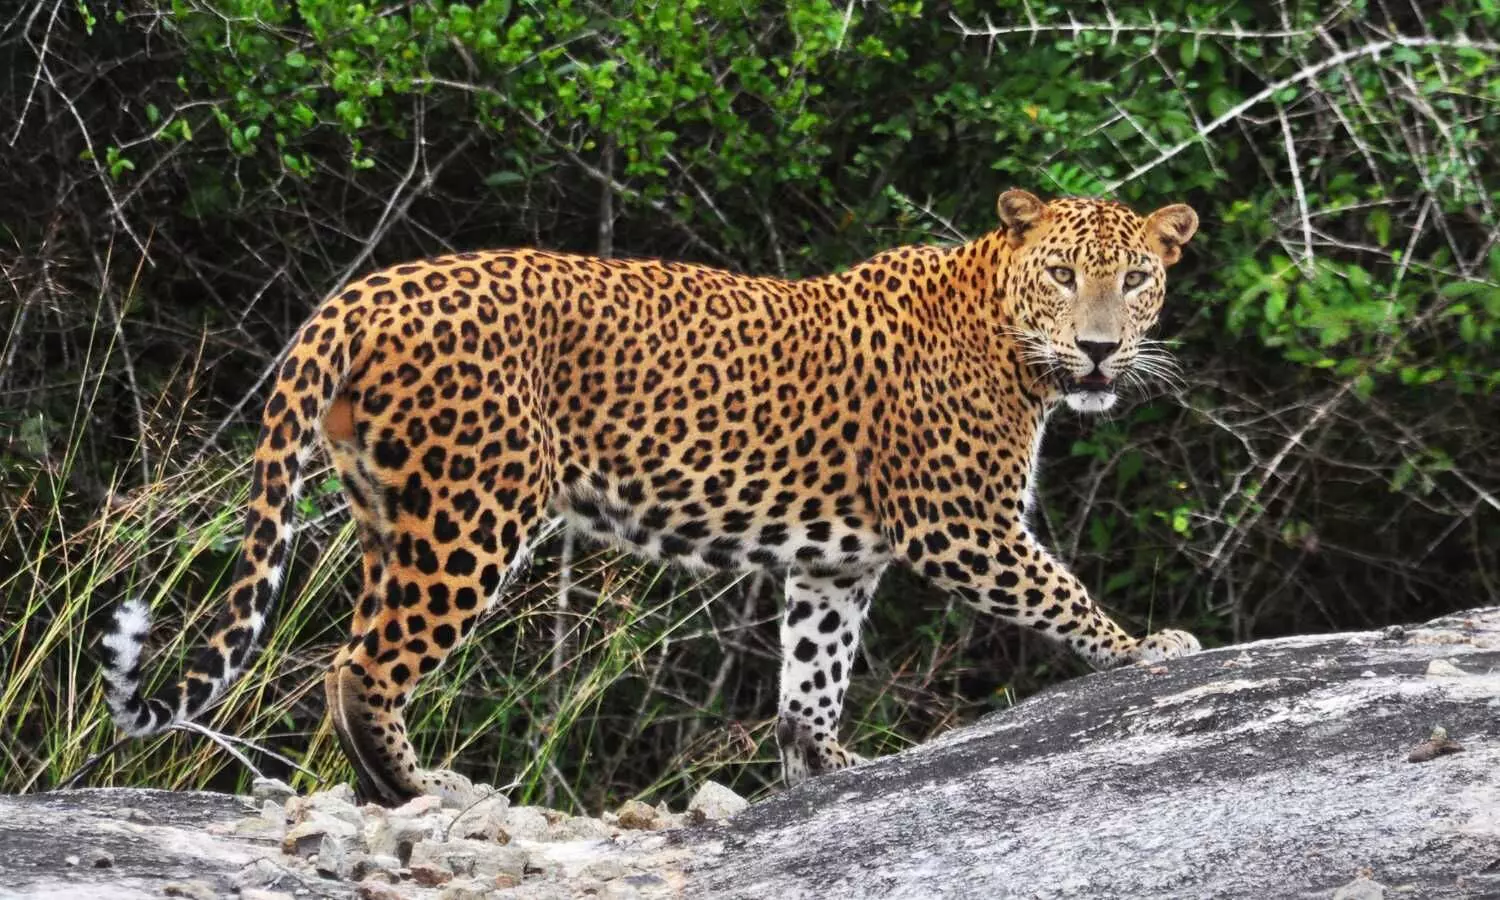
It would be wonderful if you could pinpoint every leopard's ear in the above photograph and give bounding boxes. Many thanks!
[997,189,1048,245]
[1144,204,1199,267]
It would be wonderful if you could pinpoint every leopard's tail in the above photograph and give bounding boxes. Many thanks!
[101,305,360,737]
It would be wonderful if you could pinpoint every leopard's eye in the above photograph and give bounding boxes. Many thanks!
[1122,270,1149,290]
[1048,266,1075,287]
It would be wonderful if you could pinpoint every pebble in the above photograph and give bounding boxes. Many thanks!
[408,862,453,886]
[233,857,298,890]
[552,815,613,841]
[687,781,748,823]
[309,791,366,827]
[615,799,658,830]
[219,778,747,899]
[252,777,297,805]
[281,814,359,857]
[451,794,512,840]
[502,805,552,841]
[582,857,626,880]
[1425,658,1468,677]
[438,879,492,900]
[356,881,405,900]
[1332,875,1386,900]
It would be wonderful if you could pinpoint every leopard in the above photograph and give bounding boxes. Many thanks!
[100,188,1202,806]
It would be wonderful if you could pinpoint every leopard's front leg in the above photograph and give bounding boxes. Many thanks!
[776,565,885,786]
[904,522,1199,669]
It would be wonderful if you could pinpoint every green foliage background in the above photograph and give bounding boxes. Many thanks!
[2,0,1497,809]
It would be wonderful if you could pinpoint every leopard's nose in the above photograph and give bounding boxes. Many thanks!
[1076,340,1120,366]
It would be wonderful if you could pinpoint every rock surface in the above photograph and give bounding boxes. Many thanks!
[691,608,1500,899]
[3,609,1497,899]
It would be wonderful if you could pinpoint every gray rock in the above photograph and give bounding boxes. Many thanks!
[343,850,403,880]
[688,607,1500,899]
[1331,876,1387,900]
[251,777,297,805]
[438,878,494,900]
[581,857,626,880]
[502,805,552,841]
[411,837,529,881]
[161,881,218,900]
[0,789,351,898]
[599,882,643,900]
[355,881,404,900]
[615,799,658,830]
[451,793,512,840]
[308,790,365,827]
[547,814,613,842]
[313,830,350,877]
[233,857,299,890]
[281,813,359,858]
[364,808,436,862]
[686,781,748,823]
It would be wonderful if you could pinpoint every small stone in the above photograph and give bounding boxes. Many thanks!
[600,882,643,900]
[123,808,156,824]
[162,882,218,900]
[1381,624,1406,641]
[492,873,521,889]
[347,852,403,880]
[365,810,434,861]
[391,794,446,818]
[314,832,350,877]
[282,795,311,824]
[325,782,359,805]
[581,858,626,881]
[1426,658,1468,677]
[410,862,454,886]
[686,781,748,823]
[438,879,492,900]
[240,891,296,900]
[356,881,404,900]
[1331,875,1386,900]
[63,855,80,866]
[502,806,551,841]
[410,837,528,881]
[233,858,296,890]
[551,815,613,841]
[233,814,285,839]
[507,885,575,900]
[85,849,114,869]
[411,839,466,875]
[615,799,658,830]
[252,777,297,805]
[310,792,366,828]
[281,815,359,857]
[452,794,512,841]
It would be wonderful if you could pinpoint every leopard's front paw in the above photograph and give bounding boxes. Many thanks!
[1133,628,1201,663]
[777,718,864,788]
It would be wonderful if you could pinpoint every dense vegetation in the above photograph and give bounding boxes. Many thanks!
[2,0,1497,811]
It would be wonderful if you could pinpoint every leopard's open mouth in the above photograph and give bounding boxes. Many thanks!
[1062,371,1114,393]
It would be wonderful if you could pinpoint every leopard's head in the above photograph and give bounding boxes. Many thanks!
[996,189,1198,413]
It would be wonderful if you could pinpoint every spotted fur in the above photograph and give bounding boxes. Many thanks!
[100,190,1202,804]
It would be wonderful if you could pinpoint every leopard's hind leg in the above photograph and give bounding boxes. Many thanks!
[322,391,554,806]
